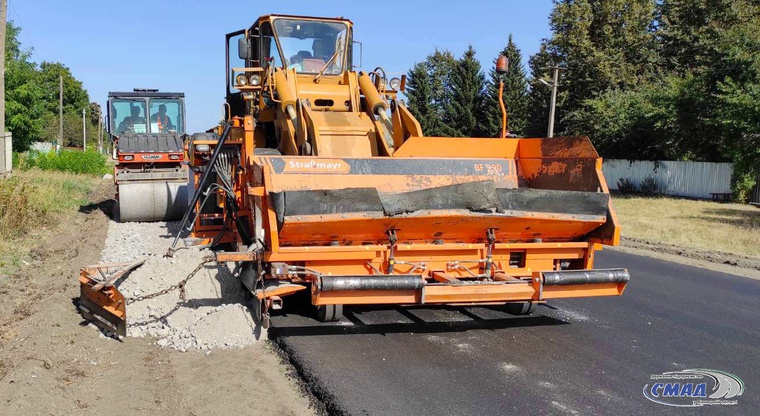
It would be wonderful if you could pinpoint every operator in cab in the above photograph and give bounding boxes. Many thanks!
[118,106,146,133]
[151,104,175,132]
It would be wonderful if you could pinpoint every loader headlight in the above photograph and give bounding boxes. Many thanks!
[123,155,134,161]
[389,77,401,90]
[249,74,261,86]
[235,73,248,86]
[194,144,210,152]
[169,154,180,160]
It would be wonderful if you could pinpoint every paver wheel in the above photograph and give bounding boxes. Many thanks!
[316,304,343,322]
[505,301,536,315]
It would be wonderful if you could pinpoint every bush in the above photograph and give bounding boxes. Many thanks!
[21,149,110,176]
[617,178,638,194]
[639,176,659,196]
[732,172,756,204]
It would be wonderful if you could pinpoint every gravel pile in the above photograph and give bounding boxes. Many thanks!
[98,220,262,351]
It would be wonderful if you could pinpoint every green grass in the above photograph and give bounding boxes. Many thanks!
[612,195,760,258]
[0,169,100,270]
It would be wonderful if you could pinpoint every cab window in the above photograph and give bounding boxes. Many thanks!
[148,99,184,134]
[272,18,349,75]
[260,22,283,69]
[111,99,148,134]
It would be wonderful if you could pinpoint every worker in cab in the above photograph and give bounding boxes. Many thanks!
[118,106,147,133]
[151,104,175,132]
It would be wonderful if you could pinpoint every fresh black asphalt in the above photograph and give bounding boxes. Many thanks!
[269,250,760,415]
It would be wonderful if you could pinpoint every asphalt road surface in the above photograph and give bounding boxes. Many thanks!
[270,250,760,415]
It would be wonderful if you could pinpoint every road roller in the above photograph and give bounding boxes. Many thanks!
[107,89,189,222]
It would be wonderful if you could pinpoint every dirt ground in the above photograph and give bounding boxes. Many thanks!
[0,181,315,416]
[620,236,760,271]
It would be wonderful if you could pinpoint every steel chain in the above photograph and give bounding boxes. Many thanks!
[126,256,215,305]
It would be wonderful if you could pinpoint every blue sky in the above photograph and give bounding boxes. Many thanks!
[10,0,554,132]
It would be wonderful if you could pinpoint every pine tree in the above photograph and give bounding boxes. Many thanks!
[658,0,742,74]
[405,61,439,135]
[404,50,457,136]
[483,35,529,137]
[444,45,487,137]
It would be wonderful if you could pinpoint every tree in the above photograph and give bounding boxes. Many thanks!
[4,21,98,151]
[5,21,45,151]
[406,61,440,134]
[89,102,102,127]
[658,0,742,74]
[405,49,458,136]
[534,0,658,136]
[36,62,90,116]
[717,79,760,201]
[426,49,457,134]
[444,45,488,137]
[483,35,529,137]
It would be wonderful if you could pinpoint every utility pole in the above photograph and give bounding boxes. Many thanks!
[59,75,63,150]
[0,0,7,178]
[547,66,560,138]
[82,107,86,151]
[1,0,6,143]
[538,66,563,138]
[98,116,103,154]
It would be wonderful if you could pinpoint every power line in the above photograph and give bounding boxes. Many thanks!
[8,0,41,63]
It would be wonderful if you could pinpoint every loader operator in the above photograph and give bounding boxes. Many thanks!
[151,104,175,132]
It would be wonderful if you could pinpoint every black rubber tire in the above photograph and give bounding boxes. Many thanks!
[505,301,537,316]
[316,304,344,322]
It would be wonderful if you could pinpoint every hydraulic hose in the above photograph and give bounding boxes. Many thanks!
[167,123,233,255]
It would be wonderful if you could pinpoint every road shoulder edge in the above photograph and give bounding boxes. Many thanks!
[606,245,760,280]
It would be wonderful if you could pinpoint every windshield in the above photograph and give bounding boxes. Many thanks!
[110,98,184,134]
[273,19,349,75]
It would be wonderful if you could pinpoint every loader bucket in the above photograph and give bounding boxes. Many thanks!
[257,136,618,248]
[77,261,142,337]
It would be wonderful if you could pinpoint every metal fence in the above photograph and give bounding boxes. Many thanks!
[602,159,733,200]
[751,174,760,205]
[30,141,54,153]
[1,133,12,178]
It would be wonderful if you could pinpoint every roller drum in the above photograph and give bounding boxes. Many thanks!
[118,181,189,222]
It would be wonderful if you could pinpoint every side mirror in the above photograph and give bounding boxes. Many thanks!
[496,55,509,75]
[238,37,250,60]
